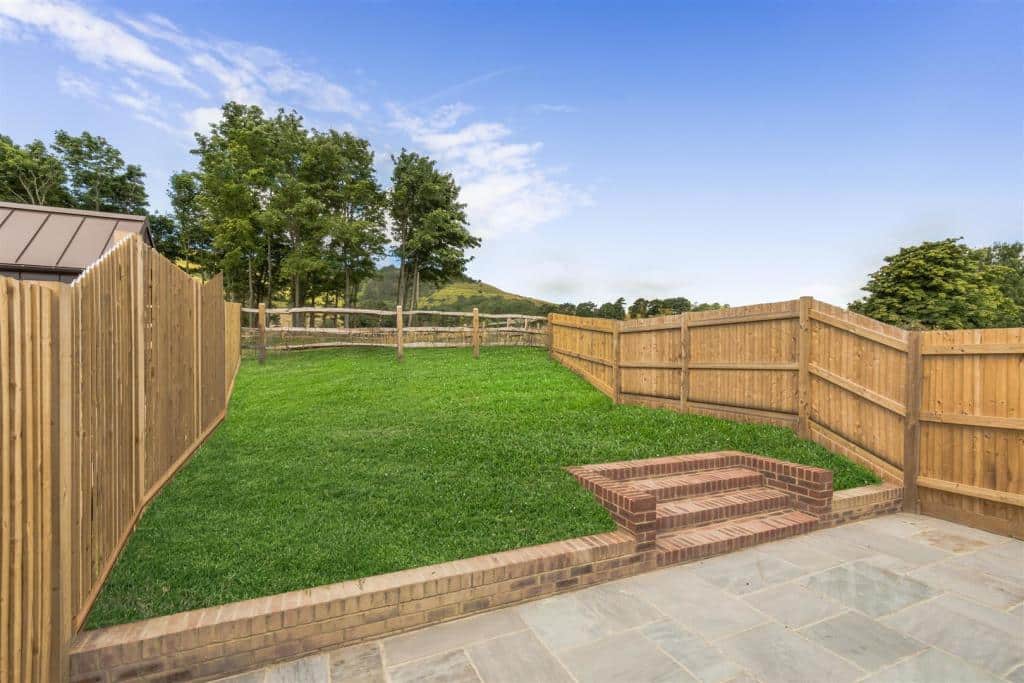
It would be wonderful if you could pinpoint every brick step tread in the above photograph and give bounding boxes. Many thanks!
[656,509,818,565]
[656,487,791,531]
[628,466,763,502]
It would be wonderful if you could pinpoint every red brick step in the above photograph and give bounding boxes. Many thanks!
[629,466,763,502]
[656,509,818,566]
[656,486,790,532]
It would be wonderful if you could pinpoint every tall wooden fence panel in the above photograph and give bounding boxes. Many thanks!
[0,234,242,682]
[1,279,63,682]
[685,301,800,427]
[619,315,683,409]
[917,327,1023,536]
[806,300,910,483]
[548,313,617,398]
[70,239,145,627]
[548,298,1023,538]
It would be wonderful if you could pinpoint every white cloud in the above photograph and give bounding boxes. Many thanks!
[0,0,368,132]
[56,68,97,98]
[183,107,222,137]
[0,0,197,90]
[390,103,590,238]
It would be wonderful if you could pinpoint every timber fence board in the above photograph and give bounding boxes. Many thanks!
[549,299,1023,539]
[0,235,241,682]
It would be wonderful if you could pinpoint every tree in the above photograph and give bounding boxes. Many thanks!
[52,130,148,213]
[168,171,214,276]
[191,103,291,305]
[975,242,1024,325]
[147,213,182,262]
[389,150,480,309]
[302,129,387,310]
[596,298,626,320]
[850,238,1019,329]
[0,134,71,205]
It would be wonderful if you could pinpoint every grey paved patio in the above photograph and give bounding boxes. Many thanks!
[220,513,1024,683]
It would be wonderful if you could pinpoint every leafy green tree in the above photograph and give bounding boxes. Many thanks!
[191,103,292,305]
[389,150,480,309]
[147,213,183,261]
[52,130,147,213]
[168,171,214,276]
[302,130,387,310]
[850,238,1019,329]
[975,242,1024,325]
[597,298,627,320]
[575,301,597,316]
[0,134,71,205]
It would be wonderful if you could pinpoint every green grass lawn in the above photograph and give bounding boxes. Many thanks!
[87,347,878,629]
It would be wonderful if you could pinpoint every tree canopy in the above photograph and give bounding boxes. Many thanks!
[0,131,146,213]
[849,238,1023,329]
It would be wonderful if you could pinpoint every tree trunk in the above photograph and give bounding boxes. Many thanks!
[344,269,352,328]
[247,260,255,309]
[397,257,407,309]
[293,274,304,328]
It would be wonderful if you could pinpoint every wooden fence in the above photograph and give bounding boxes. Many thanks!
[550,298,1023,538]
[1,235,241,682]
[241,305,548,362]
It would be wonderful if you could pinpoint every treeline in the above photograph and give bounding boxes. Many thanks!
[551,297,727,320]
[1,101,479,310]
[2,115,1021,329]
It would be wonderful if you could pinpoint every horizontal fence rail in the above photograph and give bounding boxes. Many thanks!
[1,235,241,682]
[240,305,548,361]
[549,299,1023,539]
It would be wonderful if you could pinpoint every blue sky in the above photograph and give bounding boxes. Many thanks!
[1,1,1021,306]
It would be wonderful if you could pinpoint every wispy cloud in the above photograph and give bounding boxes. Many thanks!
[0,1,588,240]
[390,103,590,238]
[532,104,577,113]
[412,68,516,106]
[56,68,98,99]
[0,0,198,91]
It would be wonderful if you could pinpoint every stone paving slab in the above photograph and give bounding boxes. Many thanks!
[214,514,1024,682]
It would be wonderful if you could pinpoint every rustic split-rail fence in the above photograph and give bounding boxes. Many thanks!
[241,304,547,361]
[549,299,1023,539]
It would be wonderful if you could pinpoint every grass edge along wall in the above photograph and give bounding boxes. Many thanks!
[0,234,241,683]
[549,298,1023,539]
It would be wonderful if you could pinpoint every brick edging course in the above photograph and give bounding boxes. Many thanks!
[70,531,646,682]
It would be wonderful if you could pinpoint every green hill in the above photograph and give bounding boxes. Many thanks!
[357,267,553,315]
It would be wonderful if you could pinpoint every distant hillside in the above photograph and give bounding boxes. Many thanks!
[357,267,554,315]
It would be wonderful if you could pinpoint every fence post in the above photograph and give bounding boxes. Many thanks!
[546,314,553,358]
[679,314,690,413]
[396,305,404,362]
[797,296,812,439]
[612,323,622,403]
[257,302,266,364]
[472,308,480,358]
[903,331,923,512]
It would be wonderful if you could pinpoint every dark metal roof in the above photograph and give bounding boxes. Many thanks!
[0,201,152,274]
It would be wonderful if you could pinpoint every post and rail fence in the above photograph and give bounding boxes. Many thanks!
[548,299,1023,539]
[1,235,241,683]
[241,304,547,362]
